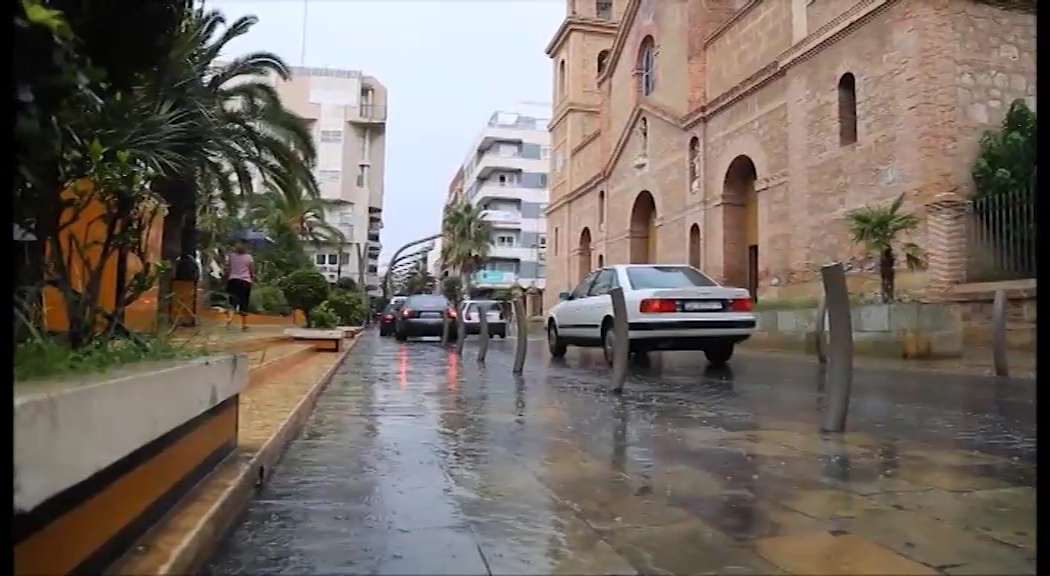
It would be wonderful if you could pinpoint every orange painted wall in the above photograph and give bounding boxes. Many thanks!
[43,180,165,333]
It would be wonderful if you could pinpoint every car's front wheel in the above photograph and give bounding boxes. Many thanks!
[547,321,568,358]
[704,342,735,367]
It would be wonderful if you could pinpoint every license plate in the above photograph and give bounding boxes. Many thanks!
[420,312,442,318]
[684,301,723,311]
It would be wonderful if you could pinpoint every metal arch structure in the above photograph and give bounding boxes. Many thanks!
[383,234,441,298]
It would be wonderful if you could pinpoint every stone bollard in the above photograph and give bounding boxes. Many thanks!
[992,289,1009,377]
[609,287,630,394]
[512,296,527,375]
[477,306,489,363]
[440,310,451,346]
[455,304,466,355]
[814,298,828,364]
[820,262,854,434]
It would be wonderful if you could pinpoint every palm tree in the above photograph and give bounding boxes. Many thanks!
[248,188,343,245]
[441,201,493,302]
[145,8,320,295]
[845,193,924,303]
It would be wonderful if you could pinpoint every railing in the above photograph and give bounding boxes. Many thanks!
[356,104,387,122]
[965,192,1036,282]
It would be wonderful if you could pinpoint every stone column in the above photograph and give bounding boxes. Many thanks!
[925,193,969,290]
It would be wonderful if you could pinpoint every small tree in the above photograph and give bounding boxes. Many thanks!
[845,194,924,303]
[278,269,329,317]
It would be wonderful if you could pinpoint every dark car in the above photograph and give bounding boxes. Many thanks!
[394,294,459,342]
[378,301,405,337]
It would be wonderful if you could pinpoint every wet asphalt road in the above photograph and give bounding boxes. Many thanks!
[207,330,1036,575]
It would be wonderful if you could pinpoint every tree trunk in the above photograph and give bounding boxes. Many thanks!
[879,247,896,303]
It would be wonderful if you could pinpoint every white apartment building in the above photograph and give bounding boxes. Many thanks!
[456,108,551,305]
[271,66,388,292]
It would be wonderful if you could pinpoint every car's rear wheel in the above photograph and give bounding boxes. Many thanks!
[601,320,617,366]
[547,321,567,358]
[704,342,735,367]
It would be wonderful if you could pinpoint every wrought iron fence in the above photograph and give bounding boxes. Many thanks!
[965,192,1036,282]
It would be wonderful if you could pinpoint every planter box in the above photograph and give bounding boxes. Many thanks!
[752,302,963,359]
[14,354,248,576]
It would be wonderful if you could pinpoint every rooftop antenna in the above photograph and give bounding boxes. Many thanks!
[299,0,309,66]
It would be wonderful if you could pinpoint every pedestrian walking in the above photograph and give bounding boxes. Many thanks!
[223,239,256,331]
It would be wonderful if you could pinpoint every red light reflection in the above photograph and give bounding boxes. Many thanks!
[447,351,458,390]
[398,345,408,389]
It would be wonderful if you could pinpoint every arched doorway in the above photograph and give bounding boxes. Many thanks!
[577,227,592,283]
[629,191,657,264]
[688,224,701,269]
[722,156,759,298]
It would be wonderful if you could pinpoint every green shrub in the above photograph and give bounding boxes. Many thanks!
[307,301,339,329]
[250,285,291,315]
[336,277,358,291]
[278,268,329,314]
[325,289,368,326]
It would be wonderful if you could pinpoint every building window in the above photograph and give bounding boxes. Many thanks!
[558,59,567,99]
[540,146,551,159]
[538,235,547,248]
[838,72,858,146]
[597,50,610,76]
[596,0,612,19]
[315,254,325,265]
[320,129,342,143]
[356,165,368,187]
[598,191,605,227]
[637,36,656,96]
[554,227,559,255]
[326,254,337,265]
[318,170,340,184]
[340,253,350,265]
[688,136,700,192]
[597,254,604,268]
[538,174,548,188]
[496,234,516,247]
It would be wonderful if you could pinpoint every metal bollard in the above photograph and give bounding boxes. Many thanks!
[440,310,451,346]
[814,298,828,364]
[820,262,854,434]
[609,287,630,394]
[477,307,489,363]
[455,305,466,355]
[512,296,527,374]
[991,289,1009,377]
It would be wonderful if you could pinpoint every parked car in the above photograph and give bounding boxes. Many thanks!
[545,264,756,367]
[394,294,459,342]
[460,299,507,338]
[378,300,405,337]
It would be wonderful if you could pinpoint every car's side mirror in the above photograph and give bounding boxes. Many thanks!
[558,291,572,301]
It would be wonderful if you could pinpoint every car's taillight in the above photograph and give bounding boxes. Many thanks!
[401,308,413,317]
[383,314,393,320]
[730,298,753,312]
[447,308,457,318]
[639,298,678,313]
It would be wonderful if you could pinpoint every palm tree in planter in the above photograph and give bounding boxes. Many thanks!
[845,193,924,303]
[441,201,493,303]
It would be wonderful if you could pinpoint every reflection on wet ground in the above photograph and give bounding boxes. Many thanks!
[207,333,1037,575]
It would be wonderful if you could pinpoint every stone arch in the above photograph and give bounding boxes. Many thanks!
[688,223,701,269]
[628,191,657,264]
[578,227,593,283]
[722,156,759,298]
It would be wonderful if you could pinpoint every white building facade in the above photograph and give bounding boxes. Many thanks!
[271,66,388,292]
[458,109,550,301]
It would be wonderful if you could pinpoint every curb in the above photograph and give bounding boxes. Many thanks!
[140,331,364,575]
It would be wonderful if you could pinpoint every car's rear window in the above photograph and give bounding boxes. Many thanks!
[383,303,402,314]
[467,302,501,313]
[625,266,718,289]
[406,295,449,308]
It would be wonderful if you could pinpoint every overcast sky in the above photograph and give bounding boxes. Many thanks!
[213,0,563,263]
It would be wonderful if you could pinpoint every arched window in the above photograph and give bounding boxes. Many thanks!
[688,136,700,192]
[598,191,606,227]
[597,254,605,268]
[838,72,857,145]
[597,50,610,76]
[637,36,655,96]
[558,60,567,99]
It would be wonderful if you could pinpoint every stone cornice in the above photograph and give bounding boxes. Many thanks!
[545,17,620,57]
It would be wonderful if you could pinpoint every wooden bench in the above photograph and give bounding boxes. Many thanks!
[282,328,345,352]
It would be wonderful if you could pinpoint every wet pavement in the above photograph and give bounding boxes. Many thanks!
[207,331,1037,575]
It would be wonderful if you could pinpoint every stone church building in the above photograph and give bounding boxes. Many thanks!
[542,0,1035,310]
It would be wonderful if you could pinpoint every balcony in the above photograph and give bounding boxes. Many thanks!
[473,270,518,287]
[483,210,521,226]
[472,152,536,181]
[350,104,387,124]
